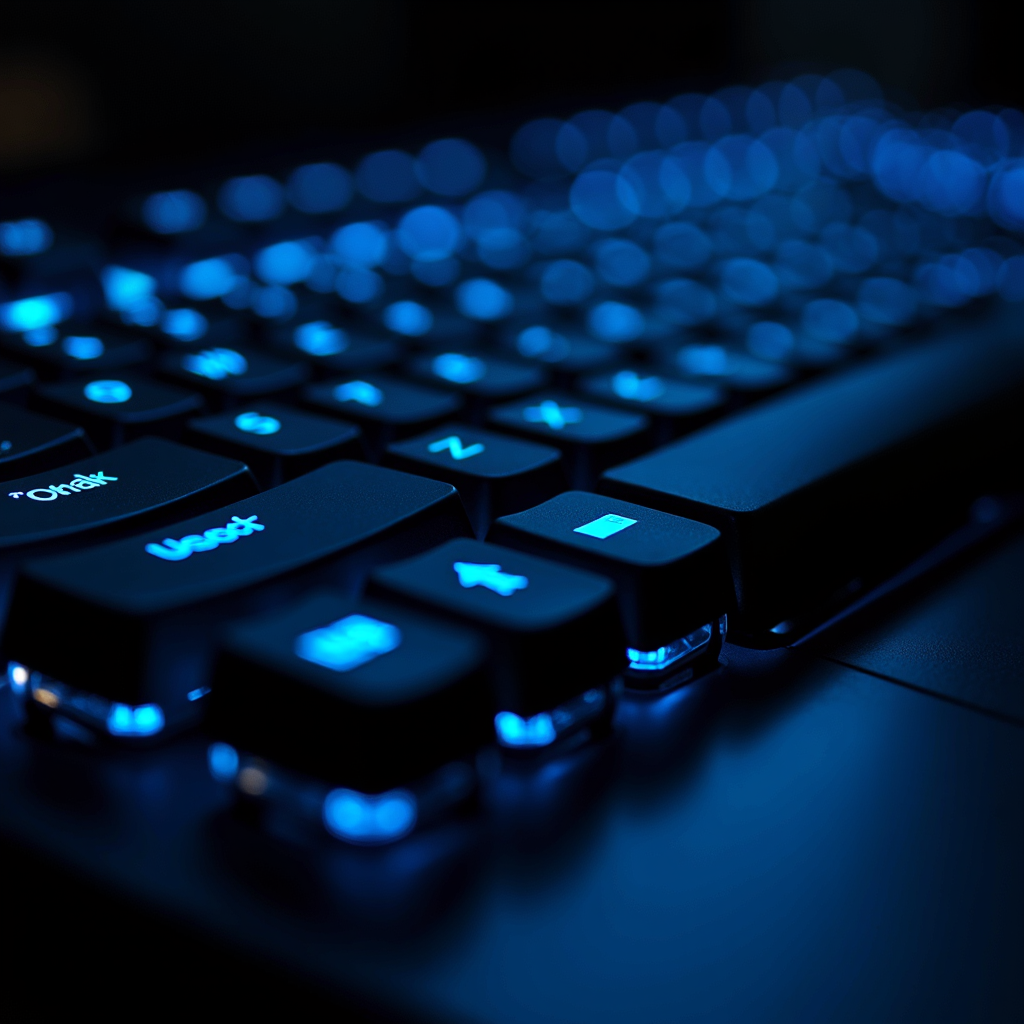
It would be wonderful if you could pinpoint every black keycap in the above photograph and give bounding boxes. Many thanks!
[32,372,204,449]
[1,328,151,380]
[368,538,624,746]
[210,591,490,793]
[3,461,471,729]
[304,372,462,459]
[158,345,308,409]
[385,423,563,538]
[406,351,547,419]
[488,391,650,489]
[0,402,92,482]
[0,436,255,557]
[490,491,731,684]
[502,324,618,384]
[267,320,400,376]
[0,357,36,403]
[185,401,362,488]
[577,370,725,442]
[602,326,1024,643]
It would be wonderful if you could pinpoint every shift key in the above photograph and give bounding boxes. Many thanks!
[2,461,471,728]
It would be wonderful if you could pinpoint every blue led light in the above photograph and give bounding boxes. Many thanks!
[494,710,556,748]
[986,161,1024,232]
[453,561,528,596]
[540,260,595,305]
[856,277,918,326]
[218,175,284,222]
[23,327,57,347]
[720,258,779,307]
[454,277,513,321]
[0,292,73,333]
[917,149,986,217]
[593,238,651,287]
[677,344,729,377]
[432,352,486,384]
[286,162,352,214]
[417,138,486,196]
[208,742,239,782]
[627,623,713,672]
[7,662,30,692]
[611,369,665,402]
[187,686,210,701]
[653,278,717,326]
[333,380,383,407]
[617,152,684,219]
[101,265,157,313]
[427,434,485,460]
[747,321,795,361]
[383,300,433,337]
[570,170,637,232]
[180,257,243,301]
[183,347,248,380]
[145,514,264,561]
[588,300,645,343]
[254,240,316,286]
[524,399,581,430]
[802,298,859,343]
[323,787,417,844]
[336,269,383,304]
[141,190,206,234]
[296,613,401,672]
[397,205,461,263]
[0,218,53,256]
[62,336,104,360]
[331,221,388,269]
[654,222,711,270]
[234,410,281,435]
[356,150,420,204]
[704,135,778,200]
[84,379,132,404]
[516,326,571,362]
[294,320,347,356]
[107,702,165,737]
[161,308,208,342]
[251,284,296,321]
[574,513,637,539]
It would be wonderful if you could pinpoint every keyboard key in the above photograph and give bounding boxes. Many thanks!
[368,538,624,743]
[488,391,650,488]
[1,328,151,380]
[490,491,731,685]
[3,461,471,729]
[32,372,204,449]
[0,436,255,555]
[385,423,563,537]
[303,372,462,459]
[158,345,308,409]
[210,592,490,792]
[577,371,725,442]
[503,325,619,383]
[267,320,400,376]
[602,327,1024,643]
[185,401,362,488]
[0,356,36,402]
[406,352,548,419]
[0,402,92,482]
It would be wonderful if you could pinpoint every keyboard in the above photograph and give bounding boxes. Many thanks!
[1,71,1023,1021]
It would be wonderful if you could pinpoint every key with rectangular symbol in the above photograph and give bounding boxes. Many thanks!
[385,423,563,537]
[2,461,472,736]
[490,491,732,686]
[185,401,362,488]
[369,538,624,749]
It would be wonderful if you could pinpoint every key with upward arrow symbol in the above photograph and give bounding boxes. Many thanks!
[452,561,528,596]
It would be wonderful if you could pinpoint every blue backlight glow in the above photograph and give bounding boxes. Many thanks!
[516,326,571,362]
[454,561,528,596]
[627,623,713,672]
[574,512,637,539]
[102,265,157,312]
[433,352,486,384]
[208,742,240,782]
[294,320,347,356]
[720,258,779,307]
[747,321,795,361]
[145,514,264,561]
[180,257,243,301]
[611,369,665,402]
[397,205,461,262]
[336,269,383,304]
[454,278,513,321]
[62,336,104,360]
[218,175,284,222]
[588,301,645,343]
[428,434,485,460]
[107,702,165,737]
[570,170,636,231]
[383,300,433,337]
[417,138,486,196]
[161,308,208,342]
[323,787,417,844]
[802,298,858,344]
[331,221,389,268]
[356,150,420,204]
[333,380,383,407]
[234,411,281,435]
[494,710,557,748]
[0,218,53,256]
[593,238,650,287]
[0,292,73,333]
[142,190,206,234]
[654,222,711,270]
[84,379,132,404]
[296,613,401,672]
[254,240,315,285]
[540,260,595,305]
[286,162,352,214]
[523,399,581,430]
[182,347,248,380]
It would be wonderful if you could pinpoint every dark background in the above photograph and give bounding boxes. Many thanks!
[0,0,1022,176]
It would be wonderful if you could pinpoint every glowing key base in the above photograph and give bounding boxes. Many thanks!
[624,618,726,690]
[495,686,610,753]
[8,661,203,743]
[208,744,475,847]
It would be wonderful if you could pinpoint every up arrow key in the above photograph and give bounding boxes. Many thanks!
[428,435,485,461]
[452,561,528,597]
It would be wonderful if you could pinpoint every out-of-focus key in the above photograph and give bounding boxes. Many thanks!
[385,423,562,537]
[0,357,36,403]
[369,538,624,751]
[488,391,649,488]
[1,327,151,379]
[267,320,400,376]
[2,461,471,735]
[185,401,361,488]
[304,372,462,459]
[0,402,92,481]
[602,326,1024,644]
[209,592,490,835]
[32,373,204,449]
[158,345,307,409]
[490,491,731,687]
